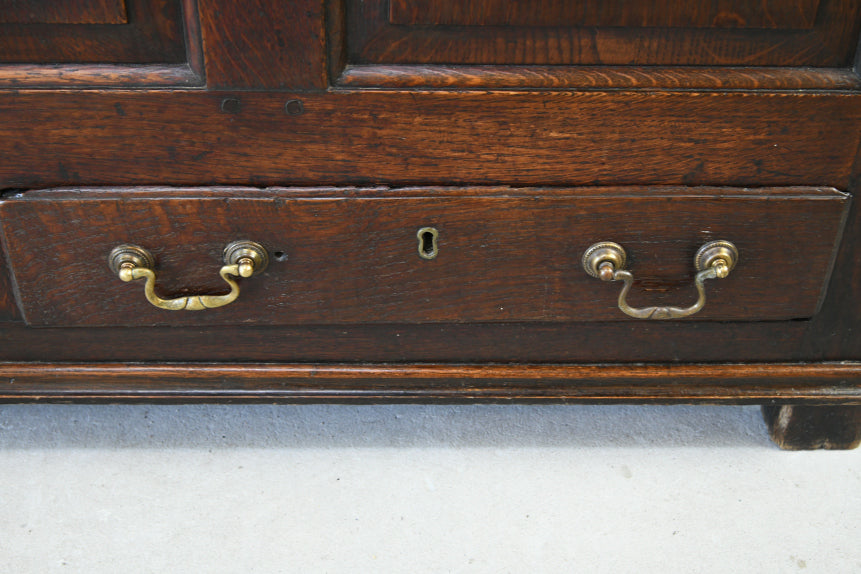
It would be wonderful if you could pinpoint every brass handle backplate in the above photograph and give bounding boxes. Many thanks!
[108,240,269,311]
[582,240,738,320]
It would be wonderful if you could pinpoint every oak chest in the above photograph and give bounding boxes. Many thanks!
[1,0,860,449]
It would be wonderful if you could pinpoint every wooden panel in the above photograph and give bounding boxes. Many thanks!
[0,238,21,323]
[391,0,820,29]
[0,91,857,190]
[0,63,203,88]
[0,362,859,404]
[0,321,812,363]
[337,64,861,91]
[347,0,861,67]
[198,0,327,89]
[805,147,861,360]
[0,186,848,327]
[0,0,186,64]
[0,0,127,24]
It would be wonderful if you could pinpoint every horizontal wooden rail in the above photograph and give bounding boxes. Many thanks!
[0,362,858,403]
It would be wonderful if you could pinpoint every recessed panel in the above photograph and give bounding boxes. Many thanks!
[0,0,128,24]
[390,0,820,29]
[347,0,860,68]
[0,0,187,64]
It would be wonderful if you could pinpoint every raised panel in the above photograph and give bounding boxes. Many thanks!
[0,0,128,24]
[0,0,187,64]
[345,0,861,70]
[391,0,820,29]
[197,0,327,89]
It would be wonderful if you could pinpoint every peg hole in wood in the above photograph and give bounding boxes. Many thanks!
[284,99,304,115]
[220,98,241,114]
[417,227,439,260]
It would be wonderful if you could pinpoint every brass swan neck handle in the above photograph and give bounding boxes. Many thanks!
[582,240,738,320]
[108,240,269,311]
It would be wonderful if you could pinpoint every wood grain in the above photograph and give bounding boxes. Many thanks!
[390,0,821,29]
[336,65,861,91]
[0,321,815,363]
[0,186,849,327]
[0,91,857,190]
[347,0,860,67]
[0,362,858,403]
[0,0,128,24]
[0,0,186,64]
[0,64,203,88]
[198,0,327,89]
[803,139,861,360]
[0,0,857,439]
[0,238,21,323]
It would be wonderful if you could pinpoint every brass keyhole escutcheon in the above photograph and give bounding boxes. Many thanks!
[417,227,439,260]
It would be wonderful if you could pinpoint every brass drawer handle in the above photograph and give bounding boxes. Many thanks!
[108,240,269,311]
[582,240,738,320]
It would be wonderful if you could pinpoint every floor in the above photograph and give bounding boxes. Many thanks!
[0,403,858,573]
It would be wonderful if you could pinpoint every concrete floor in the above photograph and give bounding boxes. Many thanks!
[0,403,858,573]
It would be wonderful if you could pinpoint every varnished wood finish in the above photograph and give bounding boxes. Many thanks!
[0,322,817,363]
[0,186,848,326]
[805,144,861,361]
[337,65,861,91]
[0,0,128,24]
[0,362,858,403]
[0,64,203,88]
[0,0,187,64]
[0,0,204,87]
[198,0,327,89]
[1,0,860,448]
[0,91,857,190]
[390,0,821,29]
[345,0,860,67]
[0,245,20,323]
[762,405,861,449]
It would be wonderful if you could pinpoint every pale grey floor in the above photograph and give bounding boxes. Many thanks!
[0,403,858,573]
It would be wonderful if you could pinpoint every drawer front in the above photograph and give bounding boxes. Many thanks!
[0,186,849,327]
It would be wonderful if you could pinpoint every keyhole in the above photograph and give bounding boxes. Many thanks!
[417,227,439,260]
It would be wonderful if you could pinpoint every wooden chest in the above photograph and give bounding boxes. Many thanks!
[1,0,860,449]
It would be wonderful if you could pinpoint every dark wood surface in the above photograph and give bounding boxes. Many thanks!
[0,322,817,363]
[390,0,821,29]
[0,63,203,88]
[198,0,327,89]
[0,186,847,326]
[0,362,858,404]
[336,65,861,91]
[0,0,204,87]
[0,245,20,323]
[346,0,860,67]
[762,405,861,449]
[0,0,860,447]
[0,91,857,190]
[0,0,128,24]
[389,0,820,30]
[0,0,187,64]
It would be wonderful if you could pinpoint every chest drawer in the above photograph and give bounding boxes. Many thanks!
[0,185,848,328]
